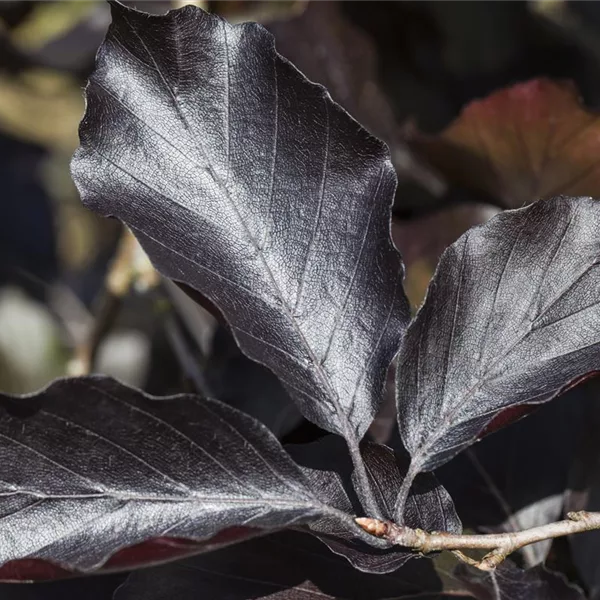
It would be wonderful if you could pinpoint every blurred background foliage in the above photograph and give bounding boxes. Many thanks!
[3,1,600,596]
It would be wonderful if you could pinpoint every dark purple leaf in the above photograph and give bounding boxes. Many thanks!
[289,436,461,573]
[115,530,469,600]
[70,1,409,511]
[455,561,584,600]
[0,376,365,579]
[395,196,600,507]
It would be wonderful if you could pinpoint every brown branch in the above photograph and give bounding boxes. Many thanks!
[163,313,213,396]
[356,510,600,571]
[68,229,158,376]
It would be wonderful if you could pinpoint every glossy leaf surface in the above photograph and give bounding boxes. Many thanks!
[0,377,355,576]
[396,196,600,484]
[71,2,409,453]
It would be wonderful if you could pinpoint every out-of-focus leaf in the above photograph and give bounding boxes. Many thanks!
[95,329,151,390]
[215,0,304,25]
[32,4,111,74]
[71,2,410,511]
[0,287,66,394]
[268,1,445,195]
[392,203,499,308]
[115,530,469,600]
[395,196,600,506]
[0,376,364,580]
[0,134,57,291]
[206,326,302,438]
[288,436,461,573]
[426,3,525,77]
[163,279,216,357]
[437,388,587,567]
[565,2,600,29]
[46,150,119,275]
[0,69,82,152]
[0,3,36,30]
[10,1,98,52]
[455,561,584,600]
[408,79,600,207]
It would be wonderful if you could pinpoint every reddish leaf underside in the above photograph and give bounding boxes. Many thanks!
[408,78,600,207]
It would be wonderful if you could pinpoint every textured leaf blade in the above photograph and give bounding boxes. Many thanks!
[0,377,354,576]
[71,2,409,452]
[396,196,600,484]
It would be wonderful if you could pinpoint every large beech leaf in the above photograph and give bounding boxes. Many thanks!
[396,196,600,493]
[115,530,468,600]
[0,376,359,576]
[455,561,584,600]
[71,1,409,468]
[408,78,600,208]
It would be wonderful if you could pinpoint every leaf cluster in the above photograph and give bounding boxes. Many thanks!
[0,2,599,598]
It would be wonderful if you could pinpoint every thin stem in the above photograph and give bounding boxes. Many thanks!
[356,510,600,571]
[393,463,418,524]
[348,438,382,519]
[67,229,158,376]
[164,313,213,396]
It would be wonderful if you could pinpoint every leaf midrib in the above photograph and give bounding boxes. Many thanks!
[0,489,327,509]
